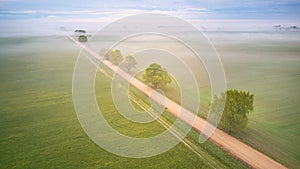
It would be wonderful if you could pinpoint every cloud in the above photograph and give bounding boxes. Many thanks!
[0,10,37,14]
[184,8,208,12]
[0,0,299,20]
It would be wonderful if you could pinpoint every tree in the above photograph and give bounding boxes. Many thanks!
[142,63,172,88]
[99,48,109,60]
[123,55,137,73]
[108,49,124,65]
[75,29,86,33]
[78,35,88,42]
[211,89,254,132]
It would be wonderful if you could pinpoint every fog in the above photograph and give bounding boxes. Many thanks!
[1,17,299,37]
[0,16,299,167]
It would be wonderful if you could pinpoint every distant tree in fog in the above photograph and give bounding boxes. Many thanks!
[108,49,124,65]
[123,55,137,73]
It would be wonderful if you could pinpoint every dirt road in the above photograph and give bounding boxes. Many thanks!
[69,36,286,169]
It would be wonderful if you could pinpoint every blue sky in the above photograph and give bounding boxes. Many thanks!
[0,0,299,20]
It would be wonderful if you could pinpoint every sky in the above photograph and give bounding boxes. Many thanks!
[0,0,299,35]
[1,0,299,20]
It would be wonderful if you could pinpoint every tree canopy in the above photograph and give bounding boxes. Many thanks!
[123,55,137,73]
[78,35,88,42]
[211,89,254,132]
[75,29,86,33]
[142,63,172,88]
[108,49,124,65]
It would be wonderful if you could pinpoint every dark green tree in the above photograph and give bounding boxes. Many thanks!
[108,49,124,65]
[142,63,172,88]
[78,35,88,42]
[211,89,254,132]
[123,55,137,73]
[75,29,86,33]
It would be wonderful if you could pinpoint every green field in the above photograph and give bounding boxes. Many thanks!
[0,36,247,168]
[99,32,300,168]
[0,32,299,168]
[211,33,300,168]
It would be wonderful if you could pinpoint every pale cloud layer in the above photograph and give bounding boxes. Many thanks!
[0,0,299,36]
[0,0,299,20]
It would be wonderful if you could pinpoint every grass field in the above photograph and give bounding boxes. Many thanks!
[0,32,299,168]
[96,32,300,168]
[210,32,300,168]
[0,36,247,168]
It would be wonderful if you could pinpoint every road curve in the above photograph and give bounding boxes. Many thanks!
[69,36,287,169]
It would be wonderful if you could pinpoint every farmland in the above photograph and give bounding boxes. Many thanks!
[97,31,300,168]
[0,31,299,168]
[0,36,245,168]
[212,32,300,168]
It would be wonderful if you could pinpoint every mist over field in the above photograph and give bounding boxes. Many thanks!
[2,0,300,168]
[1,0,300,166]
[1,22,299,167]
[1,17,300,37]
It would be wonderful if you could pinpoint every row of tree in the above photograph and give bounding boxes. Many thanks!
[100,49,137,73]
[99,48,254,132]
[100,49,173,89]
